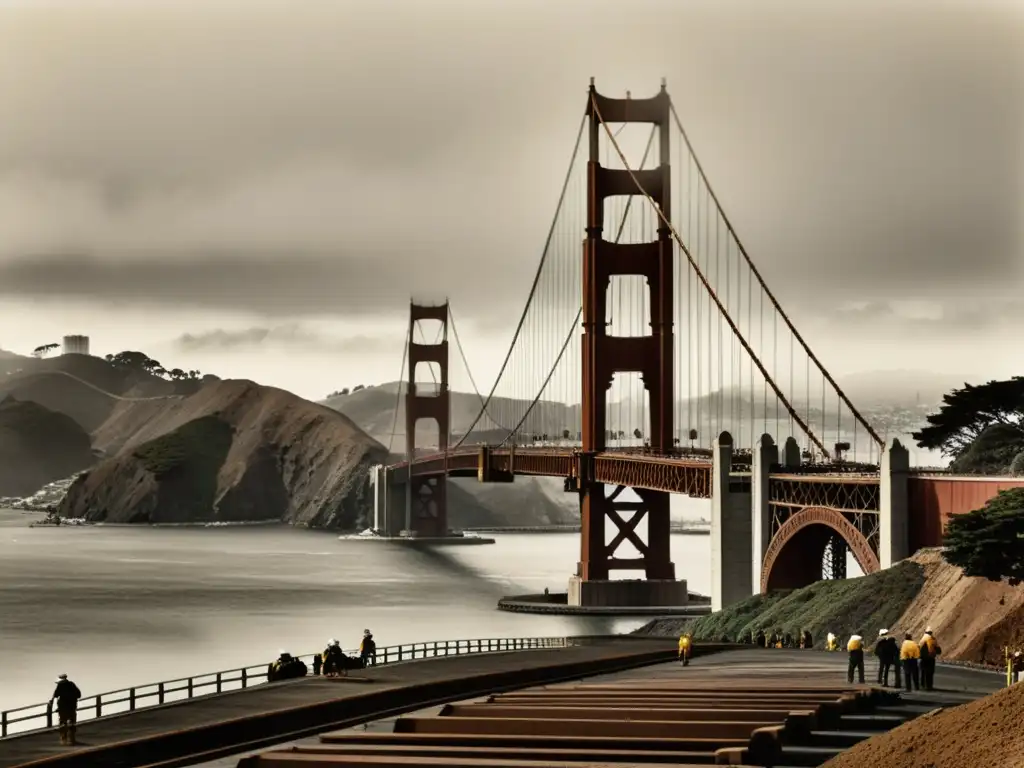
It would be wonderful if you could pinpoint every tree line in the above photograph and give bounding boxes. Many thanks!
[911,376,1024,585]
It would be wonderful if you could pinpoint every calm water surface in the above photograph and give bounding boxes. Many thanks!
[0,508,711,712]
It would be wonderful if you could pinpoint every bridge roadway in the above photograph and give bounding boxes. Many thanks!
[0,638,679,768]
[389,447,719,498]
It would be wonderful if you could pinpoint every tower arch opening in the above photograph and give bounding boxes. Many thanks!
[760,507,879,593]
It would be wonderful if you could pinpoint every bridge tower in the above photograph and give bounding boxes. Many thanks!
[404,301,450,538]
[569,79,686,607]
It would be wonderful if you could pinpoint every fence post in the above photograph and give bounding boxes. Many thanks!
[129,688,136,711]
[398,646,403,662]
[96,695,102,718]
[216,672,222,694]
[158,683,165,705]
[46,702,53,729]
[1,710,6,737]
[187,678,194,698]
[241,668,248,688]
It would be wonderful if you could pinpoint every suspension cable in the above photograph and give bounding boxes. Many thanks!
[591,92,830,458]
[496,124,658,447]
[448,303,509,432]
[386,324,410,455]
[452,114,587,449]
[667,99,883,450]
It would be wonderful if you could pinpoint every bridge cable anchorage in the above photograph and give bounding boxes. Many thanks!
[666,99,884,451]
[495,123,659,449]
[451,113,587,451]
[590,91,832,459]
[448,303,510,433]
[386,323,411,455]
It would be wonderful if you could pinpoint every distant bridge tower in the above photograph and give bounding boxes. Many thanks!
[403,301,450,538]
[62,335,90,356]
[570,79,685,607]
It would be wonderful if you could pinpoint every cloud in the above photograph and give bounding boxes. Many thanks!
[173,325,395,355]
[826,299,1024,335]
[0,0,1019,332]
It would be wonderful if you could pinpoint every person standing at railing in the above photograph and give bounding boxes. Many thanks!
[51,673,81,746]
[322,639,344,677]
[360,629,377,667]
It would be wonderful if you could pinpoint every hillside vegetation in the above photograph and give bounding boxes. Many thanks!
[638,561,926,643]
[639,547,1024,667]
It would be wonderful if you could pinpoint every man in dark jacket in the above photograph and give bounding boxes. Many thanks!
[51,674,82,745]
[874,629,899,687]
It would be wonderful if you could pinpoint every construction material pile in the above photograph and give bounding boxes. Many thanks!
[823,682,1024,768]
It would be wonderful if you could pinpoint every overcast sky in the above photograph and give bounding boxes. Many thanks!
[0,0,1020,400]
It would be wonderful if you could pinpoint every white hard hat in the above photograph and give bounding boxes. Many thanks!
[328,639,336,646]
[925,626,933,633]
[878,629,888,636]
[278,649,288,655]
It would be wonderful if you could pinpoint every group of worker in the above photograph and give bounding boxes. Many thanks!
[270,630,378,682]
[845,627,941,691]
[754,629,813,649]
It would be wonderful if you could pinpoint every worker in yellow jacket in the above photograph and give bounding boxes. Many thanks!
[919,628,941,691]
[826,632,838,652]
[678,633,692,666]
[900,632,921,691]
[846,632,865,684]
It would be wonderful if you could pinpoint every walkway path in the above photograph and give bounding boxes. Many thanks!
[0,639,676,768]
[226,648,1006,768]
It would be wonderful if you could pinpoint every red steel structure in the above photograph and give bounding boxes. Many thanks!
[404,301,450,538]
[578,81,675,582]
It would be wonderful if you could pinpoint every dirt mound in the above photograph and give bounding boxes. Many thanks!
[635,561,926,642]
[0,396,95,496]
[822,682,1024,768]
[895,549,1024,665]
[0,354,177,432]
[59,379,389,527]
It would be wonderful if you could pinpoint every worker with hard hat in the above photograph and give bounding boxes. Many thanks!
[846,631,865,684]
[900,632,921,691]
[919,627,941,691]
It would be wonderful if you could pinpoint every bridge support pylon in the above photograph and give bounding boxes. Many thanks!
[879,438,910,568]
[710,432,753,611]
[403,301,450,538]
[568,79,686,608]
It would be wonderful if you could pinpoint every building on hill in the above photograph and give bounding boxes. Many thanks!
[62,335,90,356]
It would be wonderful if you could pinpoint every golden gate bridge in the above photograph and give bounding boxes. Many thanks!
[369,79,1022,612]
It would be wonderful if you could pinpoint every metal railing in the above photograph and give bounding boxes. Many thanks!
[0,636,570,738]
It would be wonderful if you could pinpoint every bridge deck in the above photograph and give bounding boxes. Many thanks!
[0,639,676,768]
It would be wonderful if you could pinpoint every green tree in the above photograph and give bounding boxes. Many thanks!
[912,377,1024,458]
[942,488,1024,585]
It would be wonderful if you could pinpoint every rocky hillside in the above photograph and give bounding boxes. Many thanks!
[58,379,389,527]
[0,356,578,529]
[0,396,96,496]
